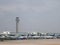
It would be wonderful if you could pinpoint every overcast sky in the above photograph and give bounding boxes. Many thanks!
[0,0,60,33]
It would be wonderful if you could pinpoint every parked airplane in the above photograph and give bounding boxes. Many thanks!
[0,34,6,41]
[17,34,27,40]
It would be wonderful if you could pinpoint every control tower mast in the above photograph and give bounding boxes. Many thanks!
[16,17,20,33]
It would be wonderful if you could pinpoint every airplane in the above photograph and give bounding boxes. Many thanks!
[0,34,6,41]
[17,34,27,40]
[0,31,17,40]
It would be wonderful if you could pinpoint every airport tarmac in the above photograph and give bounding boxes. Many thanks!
[0,39,60,45]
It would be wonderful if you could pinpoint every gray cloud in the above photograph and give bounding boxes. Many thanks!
[0,0,60,33]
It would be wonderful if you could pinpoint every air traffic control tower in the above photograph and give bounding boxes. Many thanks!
[16,17,20,33]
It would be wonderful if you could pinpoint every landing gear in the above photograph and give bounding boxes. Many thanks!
[0,38,4,41]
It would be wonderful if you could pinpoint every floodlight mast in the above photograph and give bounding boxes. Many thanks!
[16,17,20,33]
